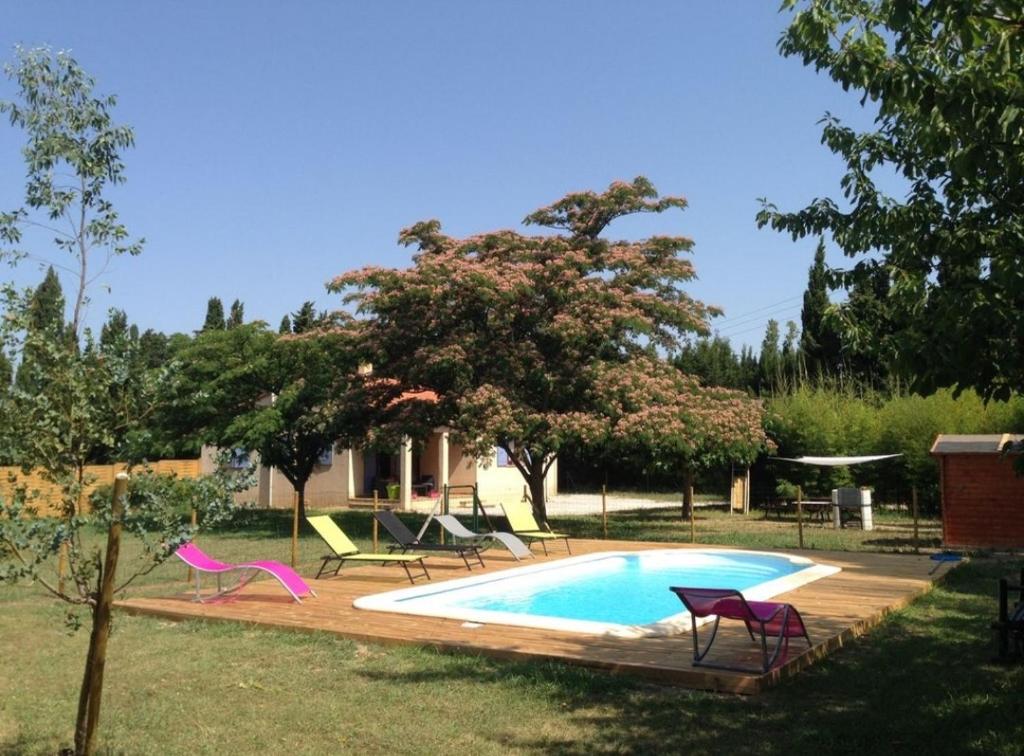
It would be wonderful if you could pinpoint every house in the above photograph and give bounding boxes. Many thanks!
[930,434,1024,549]
[201,430,557,512]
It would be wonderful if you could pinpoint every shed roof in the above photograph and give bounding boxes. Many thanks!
[930,434,1024,455]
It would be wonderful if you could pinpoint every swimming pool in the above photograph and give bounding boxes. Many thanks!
[353,548,840,637]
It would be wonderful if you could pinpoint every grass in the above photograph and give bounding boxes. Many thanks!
[1,508,1020,754]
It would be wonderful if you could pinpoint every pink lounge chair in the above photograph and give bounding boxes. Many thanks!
[669,587,811,674]
[174,543,316,603]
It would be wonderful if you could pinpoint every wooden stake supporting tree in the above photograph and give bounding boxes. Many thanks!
[75,474,128,755]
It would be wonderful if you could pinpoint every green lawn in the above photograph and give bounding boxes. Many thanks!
[1,509,1020,755]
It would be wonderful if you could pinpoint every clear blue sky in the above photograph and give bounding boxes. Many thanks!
[0,2,878,349]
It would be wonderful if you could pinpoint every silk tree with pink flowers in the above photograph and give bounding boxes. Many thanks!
[333,178,769,521]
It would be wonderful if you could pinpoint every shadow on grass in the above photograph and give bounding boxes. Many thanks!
[354,558,1024,755]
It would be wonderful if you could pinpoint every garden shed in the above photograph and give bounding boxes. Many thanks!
[930,434,1024,549]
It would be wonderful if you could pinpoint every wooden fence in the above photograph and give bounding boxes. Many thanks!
[0,459,202,516]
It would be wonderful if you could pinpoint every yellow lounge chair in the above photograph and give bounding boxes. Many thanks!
[500,501,571,555]
[306,515,430,583]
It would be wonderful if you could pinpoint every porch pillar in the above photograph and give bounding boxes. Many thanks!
[438,430,450,493]
[343,449,355,505]
[399,436,413,511]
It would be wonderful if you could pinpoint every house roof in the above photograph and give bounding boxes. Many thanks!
[930,434,1024,455]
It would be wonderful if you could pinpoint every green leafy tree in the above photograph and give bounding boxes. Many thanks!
[800,239,842,378]
[333,178,766,520]
[673,335,744,389]
[759,0,1024,400]
[226,298,244,329]
[99,308,130,351]
[278,314,292,334]
[164,322,374,518]
[137,328,170,370]
[0,47,143,339]
[0,47,222,756]
[202,297,225,331]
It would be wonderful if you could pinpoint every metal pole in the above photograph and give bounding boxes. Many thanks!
[601,484,608,540]
[186,507,197,584]
[796,485,804,549]
[373,490,379,552]
[290,491,299,568]
[912,486,919,554]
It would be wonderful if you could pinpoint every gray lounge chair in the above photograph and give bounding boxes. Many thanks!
[433,514,533,561]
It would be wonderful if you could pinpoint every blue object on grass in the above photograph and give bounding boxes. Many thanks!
[929,551,962,574]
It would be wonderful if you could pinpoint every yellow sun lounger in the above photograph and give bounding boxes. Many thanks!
[306,515,430,583]
[500,501,571,555]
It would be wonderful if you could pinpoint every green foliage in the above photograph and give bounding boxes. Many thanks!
[0,46,143,338]
[202,297,225,331]
[760,1,1024,400]
[278,314,292,334]
[766,385,1024,509]
[800,239,843,379]
[163,322,373,515]
[289,301,319,334]
[672,335,753,390]
[226,299,244,329]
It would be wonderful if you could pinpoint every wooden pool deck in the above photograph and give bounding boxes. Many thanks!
[116,539,954,694]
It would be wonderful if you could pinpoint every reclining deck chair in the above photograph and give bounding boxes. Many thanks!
[174,543,316,603]
[306,515,430,584]
[374,510,485,570]
[500,501,571,555]
[669,587,811,674]
[433,514,533,561]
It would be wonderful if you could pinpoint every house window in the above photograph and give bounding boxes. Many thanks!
[317,447,334,466]
[227,449,251,470]
[496,447,515,467]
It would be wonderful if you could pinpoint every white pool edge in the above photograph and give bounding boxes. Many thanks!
[352,548,841,639]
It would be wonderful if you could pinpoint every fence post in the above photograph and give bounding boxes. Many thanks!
[912,486,919,554]
[796,485,804,549]
[601,485,608,540]
[290,491,299,569]
[373,491,379,553]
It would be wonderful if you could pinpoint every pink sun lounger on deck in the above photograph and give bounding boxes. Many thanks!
[669,587,811,674]
[174,543,316,603]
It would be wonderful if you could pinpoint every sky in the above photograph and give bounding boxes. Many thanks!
[0,1,883,349]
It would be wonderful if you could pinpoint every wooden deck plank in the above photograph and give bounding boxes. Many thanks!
[116,539,953,694]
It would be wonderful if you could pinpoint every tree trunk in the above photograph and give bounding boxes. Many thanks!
[528,463,548,524]
[297,484,306,521]
[682,468,694,520]
[73,474,127,755]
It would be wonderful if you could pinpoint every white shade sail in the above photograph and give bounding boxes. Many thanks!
[774,454,902,467]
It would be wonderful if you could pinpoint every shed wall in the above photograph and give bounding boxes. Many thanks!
[940,453,1024,548]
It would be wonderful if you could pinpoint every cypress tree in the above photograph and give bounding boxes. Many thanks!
[226,299,245,329]
[203,297,225,331]
[278,315,292,334]
[16,267,66,391]
[800,239,842,380]
[290,301,318,334]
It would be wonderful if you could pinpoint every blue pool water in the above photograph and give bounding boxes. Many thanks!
[395,551,810,627]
